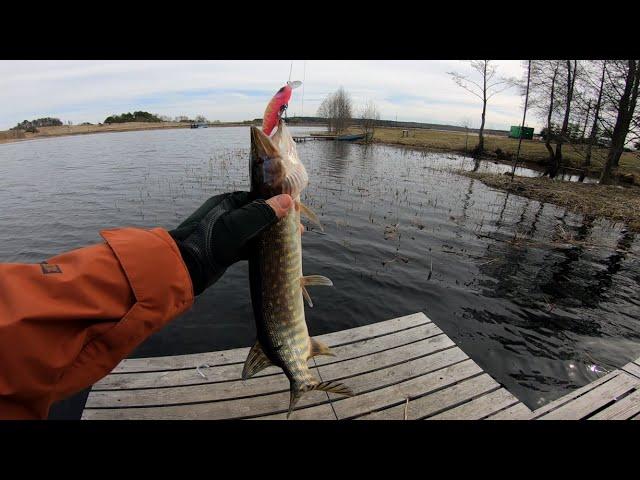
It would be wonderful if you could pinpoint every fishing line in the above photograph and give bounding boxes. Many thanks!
[302,60,306,117]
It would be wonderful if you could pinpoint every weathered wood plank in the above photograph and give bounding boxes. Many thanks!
[537,372,640,420]
[428,388,521,420]
[93,321,442,390]
[622,361,640,379]
[523,371,622,420]
[357,374,499,420]
[249,403,337,420]
[485,402,533,420]
[314,322,443,366]
[589,388,640,420]
[111,312,429,373]
[81,388,330,420]
[331,358,482,419]
[86,335,453,408]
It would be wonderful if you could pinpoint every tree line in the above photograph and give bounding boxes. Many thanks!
[104,111,163,124]
[11,117,63,132]
[449,60,640,185]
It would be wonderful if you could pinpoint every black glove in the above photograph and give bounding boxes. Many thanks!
[169,191,278,296]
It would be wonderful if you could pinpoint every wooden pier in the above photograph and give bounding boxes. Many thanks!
[81,312,640,420]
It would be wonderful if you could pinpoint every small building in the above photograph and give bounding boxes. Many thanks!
[509,126,534,140]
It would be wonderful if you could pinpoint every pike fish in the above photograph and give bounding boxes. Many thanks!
[243,85,353,418]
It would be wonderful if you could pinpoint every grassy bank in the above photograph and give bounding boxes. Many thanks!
[351,126,640,183]
[463,171,640,232]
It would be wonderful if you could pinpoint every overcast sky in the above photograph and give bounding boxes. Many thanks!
[0,60,538,131]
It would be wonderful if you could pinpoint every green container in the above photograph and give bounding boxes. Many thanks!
[509,126,534,139]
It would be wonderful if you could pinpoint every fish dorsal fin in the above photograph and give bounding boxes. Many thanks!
[298,202,324,232]
[309,338,335,359]
[242,341,273,379]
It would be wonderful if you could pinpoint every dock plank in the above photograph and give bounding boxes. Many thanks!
[93,320,442,390]
[82,312,640,420]
[331,358,482,419]
[589,388,640,420]
[86,334,453,408]
[111,312,429,373]
[357,374,499,420]
[428,388,521,420]
[485,402,533,420]
[537,372,640,420]
[622,361,640,379]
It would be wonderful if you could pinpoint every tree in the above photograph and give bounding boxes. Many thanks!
[530,60,562,163]
[511,60,532,177]
[317,87,353,134]
[195,115,207,123]
[545,60,579,178]
[579,60,607,182]
[448,60,510,157]
[359,99,380,142]
[600,60,640,184]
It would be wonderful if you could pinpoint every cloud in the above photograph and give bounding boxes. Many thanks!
[0,60,537,131]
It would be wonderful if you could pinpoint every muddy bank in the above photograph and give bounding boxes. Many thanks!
[463,171,640,232]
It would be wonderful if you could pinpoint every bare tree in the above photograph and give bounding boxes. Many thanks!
[545,60,579,178]
[579,60,607,182]
[600,60,640,184]
[317,87,353,134]
[530,60,562,162]
[195,115,207,123]
[360,99,380,142]
[511,60,532,177]
[460,118,472,154]
[448,60,510,157]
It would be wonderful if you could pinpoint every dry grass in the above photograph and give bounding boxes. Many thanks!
[463,171,640,232]
[349,126,640,181]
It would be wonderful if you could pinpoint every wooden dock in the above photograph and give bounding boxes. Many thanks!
[81,312,640,420]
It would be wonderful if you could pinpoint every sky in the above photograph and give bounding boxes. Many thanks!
[0,60,538,132]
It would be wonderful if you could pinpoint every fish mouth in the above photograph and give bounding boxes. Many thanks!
[250,126,279,160]
[250,126,284,198]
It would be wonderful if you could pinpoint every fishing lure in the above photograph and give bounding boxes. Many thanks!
[262,80,302,136]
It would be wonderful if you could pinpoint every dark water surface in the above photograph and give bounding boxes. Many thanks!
[1,127,639,417]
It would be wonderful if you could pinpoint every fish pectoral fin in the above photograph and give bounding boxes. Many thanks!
[313,380,354,397]
[300,276,333,308]
[301,285,314,308]
[300,275,333,287]
[298,202,324,232]
[242,341,274,379]
[309,338,335,358]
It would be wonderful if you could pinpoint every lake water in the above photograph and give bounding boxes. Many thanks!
[1,126,639,417]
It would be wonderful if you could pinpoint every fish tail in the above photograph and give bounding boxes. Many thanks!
[286,378,354,419]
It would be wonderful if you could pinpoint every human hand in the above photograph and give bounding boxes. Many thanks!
[169,191,294,296]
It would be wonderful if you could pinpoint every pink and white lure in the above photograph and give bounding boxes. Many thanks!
[262,80,302,136]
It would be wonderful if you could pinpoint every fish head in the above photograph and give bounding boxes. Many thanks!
[250,119,308,199]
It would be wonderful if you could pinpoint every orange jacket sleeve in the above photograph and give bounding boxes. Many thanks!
[0,227,194,419]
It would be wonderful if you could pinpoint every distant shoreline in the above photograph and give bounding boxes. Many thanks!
[0,121,274,145]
